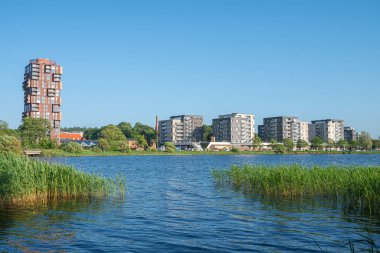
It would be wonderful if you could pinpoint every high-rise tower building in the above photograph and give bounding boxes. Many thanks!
[23,58,63,141]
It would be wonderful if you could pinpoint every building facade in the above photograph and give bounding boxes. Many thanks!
[344,126,358,142]
[290,119,309,142]
[212,113,255,146]
[259,116,308,142]
[158,115,203,145]
[308,119,344,142]
[23,58,63,141]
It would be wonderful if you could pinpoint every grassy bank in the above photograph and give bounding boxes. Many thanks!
[0,153,126,209]
[212,164,380,216]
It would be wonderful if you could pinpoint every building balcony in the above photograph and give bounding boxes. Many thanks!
[47,88,56,97]
[53,112,62,120]
[52,104,60,112]
[31,106,39,112]
[53,74,61,82]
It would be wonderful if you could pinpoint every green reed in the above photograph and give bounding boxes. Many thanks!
[0,152,126,209]
[212,164,380,216]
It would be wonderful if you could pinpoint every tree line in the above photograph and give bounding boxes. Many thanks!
[252,133,380,153]
[0,119,158,153]
[1,119,379,154]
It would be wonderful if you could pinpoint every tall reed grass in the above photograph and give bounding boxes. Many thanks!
[212,164,380,216]
[0,153,126,209]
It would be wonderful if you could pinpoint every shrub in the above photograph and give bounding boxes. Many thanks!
[60,142,83,153]
[98,138,110,151]
[231,147,239,153]
[164,142,176,153]
[0,135,22,154]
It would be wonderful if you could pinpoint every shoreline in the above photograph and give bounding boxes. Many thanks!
[39,150,380,157]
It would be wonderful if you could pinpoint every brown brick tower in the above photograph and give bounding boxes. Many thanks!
[22,58,63,142]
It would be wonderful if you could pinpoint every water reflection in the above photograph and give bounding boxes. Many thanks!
[0,199,119,252]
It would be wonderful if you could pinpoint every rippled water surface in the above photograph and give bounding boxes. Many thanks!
[1,154,380,252]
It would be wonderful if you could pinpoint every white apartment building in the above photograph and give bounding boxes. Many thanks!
[309,119,344,142]
[291,119,309,142]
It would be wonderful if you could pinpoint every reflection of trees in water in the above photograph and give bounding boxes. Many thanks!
[0,199,123,252]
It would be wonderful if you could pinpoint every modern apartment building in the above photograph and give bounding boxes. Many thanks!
[158,115,203,145]
[291,119,309,142]
[308,119,344,142]
[23,58,63,141]
[212,113,255,146]
[344,126,358,142]
[259,116,308,142]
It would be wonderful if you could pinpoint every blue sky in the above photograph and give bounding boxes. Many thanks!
[0,0,379,137]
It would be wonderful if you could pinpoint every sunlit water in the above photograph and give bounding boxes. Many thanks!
[1,154,380,252]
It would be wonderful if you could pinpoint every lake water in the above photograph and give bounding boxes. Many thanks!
[1,154,380,252]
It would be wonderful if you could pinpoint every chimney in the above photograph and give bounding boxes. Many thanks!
[211,136,216,142]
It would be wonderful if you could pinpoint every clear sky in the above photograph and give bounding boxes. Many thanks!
[0,0,379,137]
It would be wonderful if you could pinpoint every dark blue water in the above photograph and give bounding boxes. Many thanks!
[1,154,380,252]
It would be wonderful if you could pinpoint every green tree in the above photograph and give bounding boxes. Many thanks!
[98,138,110,151]
[164,142,176,153]
[283,138,294,152]
[99,125,126,142]
[272,143,286,153]
[18,118,52,148]
[61,126,87,132]
[358,131,372,150]
[0,128,19,138]
[60,142,83,153]
[296,139,309,150]
[252,136,263,151]
[0,120,23,138]
[132,122,156,145]
[111,141,130,153]
[98,125,128,152]
[311,137,324,150]
[336,139,349,150]
[83,127,100,140]
[201,125,213,142]
[326,138,336,150]
[0,120,8,130]
[372,140,380,150]
[135,135,148,149]
[349,140,359,151]
[231,147,239,153]
[0,135,22,154]
[117,122,134,138]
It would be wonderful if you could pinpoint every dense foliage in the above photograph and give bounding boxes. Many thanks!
[60,142,83,153]
[98,125,130,152]
[18,118,52,148]
[0,135,22,154]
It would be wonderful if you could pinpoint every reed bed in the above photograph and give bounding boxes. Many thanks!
[212,164,380,216]
[0,153,126,209]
